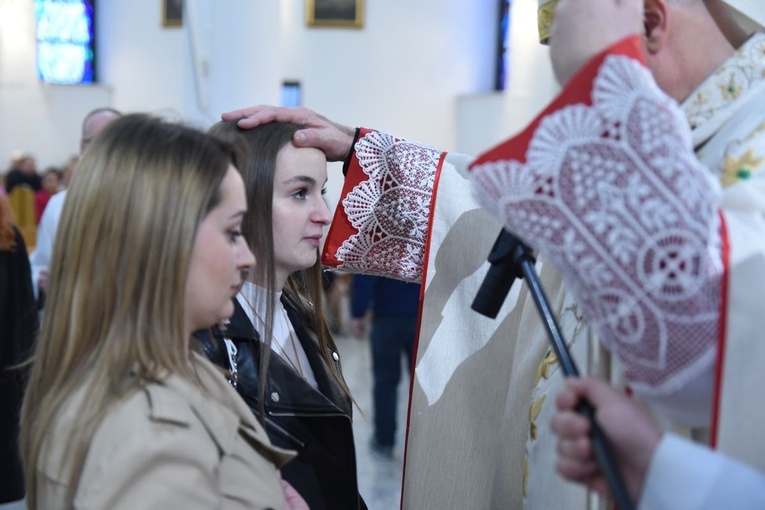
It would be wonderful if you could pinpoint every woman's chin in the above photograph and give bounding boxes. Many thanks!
[219,301,235,322]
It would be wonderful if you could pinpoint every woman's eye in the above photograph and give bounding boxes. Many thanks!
[293,188,308,200]
[321,187,328,196]
[228,229,243,243]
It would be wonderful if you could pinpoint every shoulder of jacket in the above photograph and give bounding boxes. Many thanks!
[143,382,197,427]
[89,378,244,460]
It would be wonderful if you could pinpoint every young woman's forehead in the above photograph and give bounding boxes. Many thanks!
[275,145,327,180]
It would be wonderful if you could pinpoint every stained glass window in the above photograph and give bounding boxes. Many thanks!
[495,0,511,91]
[35,0,95,85]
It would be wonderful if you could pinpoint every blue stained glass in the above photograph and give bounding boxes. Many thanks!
[35,0,95,84]
[495,0,511,91]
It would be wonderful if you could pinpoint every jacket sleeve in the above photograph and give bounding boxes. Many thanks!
[321,128,454,283]
[640,434,765,510]
[78,435,219,509]
[74,416,286,510]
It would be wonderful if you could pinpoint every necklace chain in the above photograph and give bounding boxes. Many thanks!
[239,291,305,378]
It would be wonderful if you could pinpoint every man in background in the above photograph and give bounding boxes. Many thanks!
[29,107,122,302]
[350,275,420,458]
[4,155,41,195]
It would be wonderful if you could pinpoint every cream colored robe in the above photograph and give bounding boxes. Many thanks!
[324,140,590,508]
[322,33,765,510]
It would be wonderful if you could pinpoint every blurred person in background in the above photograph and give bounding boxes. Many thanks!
[34,168,62,224]
[350,274,420,458]
[4,155,41,195]
[0,194,38,507]
[29,107,122,303]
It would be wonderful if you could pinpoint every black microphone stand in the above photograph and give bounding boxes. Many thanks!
[472,230,635,510]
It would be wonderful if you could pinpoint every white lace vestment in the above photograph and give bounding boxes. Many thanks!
[332,130,440,282]
[471,54,723,396]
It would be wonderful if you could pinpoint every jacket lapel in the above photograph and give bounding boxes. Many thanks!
[282,295,353,416]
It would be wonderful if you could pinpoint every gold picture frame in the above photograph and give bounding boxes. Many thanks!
[306,0,364,28]
[162,0,183,28]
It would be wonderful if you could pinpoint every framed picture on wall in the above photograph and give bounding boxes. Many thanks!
[306,0,364,28]
[163,0,183,28]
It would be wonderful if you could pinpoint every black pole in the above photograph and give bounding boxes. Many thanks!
[472,230,635,510]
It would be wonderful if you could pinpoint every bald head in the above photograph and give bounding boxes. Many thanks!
[80,107,122,155]
[540,0,749,101]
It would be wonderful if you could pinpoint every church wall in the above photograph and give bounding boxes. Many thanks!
[0,0,559,207]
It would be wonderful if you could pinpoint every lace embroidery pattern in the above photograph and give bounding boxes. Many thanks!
[335,131,440,282]
[471,55,723,394]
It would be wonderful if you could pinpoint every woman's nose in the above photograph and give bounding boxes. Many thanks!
[237,239,255,270]
[313,198,332,225]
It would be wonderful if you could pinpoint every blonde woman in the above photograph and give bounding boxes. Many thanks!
[20,114,306,509]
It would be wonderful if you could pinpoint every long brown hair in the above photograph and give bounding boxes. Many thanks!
[20,114,237,508]
[209,120,352,418]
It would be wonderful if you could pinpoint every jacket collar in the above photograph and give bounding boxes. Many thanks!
[162,353,295,466]
[218,294,352,417]
[217,298,259,340]
[282,295,353,416]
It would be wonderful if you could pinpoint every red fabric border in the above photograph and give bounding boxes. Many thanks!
[321,128,375,268]
[710,212,730,448]
[400,151,448,507]
[469,35,645,169]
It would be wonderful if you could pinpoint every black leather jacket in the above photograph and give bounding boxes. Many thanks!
[195,296,366,510]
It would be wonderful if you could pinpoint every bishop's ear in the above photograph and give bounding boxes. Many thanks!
[643,0,668,54]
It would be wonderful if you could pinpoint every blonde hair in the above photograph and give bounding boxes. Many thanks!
[20,114,237,508]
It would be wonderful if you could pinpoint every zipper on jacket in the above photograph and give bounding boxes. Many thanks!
[264,415,307,448]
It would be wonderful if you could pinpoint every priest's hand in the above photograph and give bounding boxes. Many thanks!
[550,376,661,505]
[221,105,356,161]
[549,0,644,85]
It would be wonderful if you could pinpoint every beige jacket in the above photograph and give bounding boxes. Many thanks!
[36,353,295,510]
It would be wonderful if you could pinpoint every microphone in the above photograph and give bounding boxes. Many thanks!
[471,229,531,318]
[471,227,635,510]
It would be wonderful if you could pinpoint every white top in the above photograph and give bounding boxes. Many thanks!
[236,281,318,389]
[29,189,67,299]
[640,433,765,509]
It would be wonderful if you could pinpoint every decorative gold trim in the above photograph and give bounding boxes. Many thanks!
[535,348,558,383]
[529,395,547,441]
[537,1,559,45]
[307,0,364,29]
